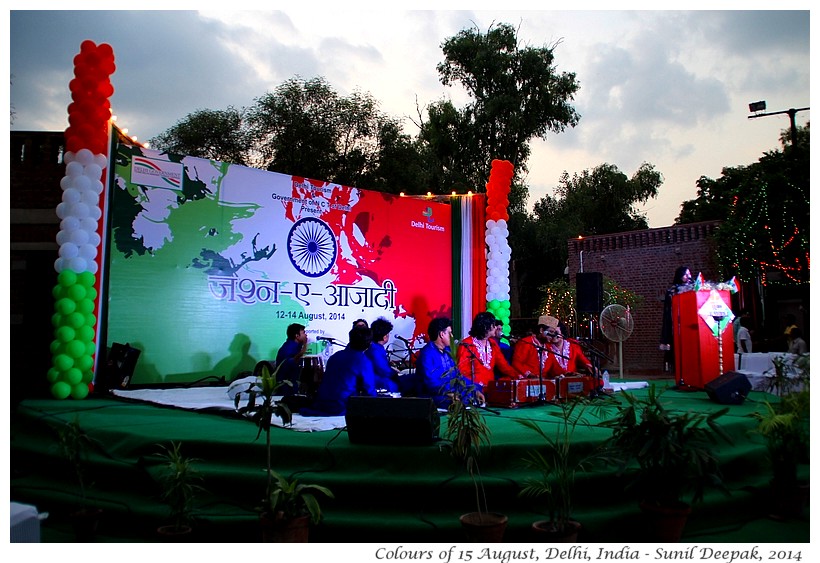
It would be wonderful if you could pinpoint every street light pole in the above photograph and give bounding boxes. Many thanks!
[748,101,810,145]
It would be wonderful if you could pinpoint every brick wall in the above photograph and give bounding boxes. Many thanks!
[566,222,722,375]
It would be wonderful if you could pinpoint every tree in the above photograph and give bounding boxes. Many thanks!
[149,107,251,166]
[417,22,581,213]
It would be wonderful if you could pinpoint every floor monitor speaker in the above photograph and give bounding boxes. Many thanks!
[705,371,752,405]
[346,396,440,445]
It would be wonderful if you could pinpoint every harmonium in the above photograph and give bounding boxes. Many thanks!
[484,378,556,408]
[555,374,595,401]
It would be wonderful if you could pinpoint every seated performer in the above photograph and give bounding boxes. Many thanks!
[275,323,308,396]
[300,324,377,416]
[416,317,485,408]
[543,318,597,378]
[366,317,400,393]
[511,315,558,379]
[491,318,514,364]
[457,311,520,387]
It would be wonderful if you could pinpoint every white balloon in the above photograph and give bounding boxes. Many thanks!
[88,231,101,247]
[56,230,69,246]
[485,219,495,229]
[60,216,80,232]
[491,226,501,236]
[76,148,94,166]
[498,219,507,229]
[63,151,76,164]
[73,174,92,193]
[62,187,81,204]
[89,206,102,221]
[60,176,74,191]
[81,217,97,231]
[84,163,102,181]
[71,202,90,219]
[79,244,97,261]
[54,257,66,272]
[66,161,84,178]
[81,190,98,206]
[93,154,107,169]
[88,260,99,274]
[59,242,79,259]
[56,201,69,219]
[68,256,87,272]
[70,229,89,246]
[91,180,104,195]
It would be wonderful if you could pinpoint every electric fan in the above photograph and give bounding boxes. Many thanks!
[599,304,634,379]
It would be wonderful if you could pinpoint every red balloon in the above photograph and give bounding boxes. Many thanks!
[66,136,83,153]
[80,40,97,54]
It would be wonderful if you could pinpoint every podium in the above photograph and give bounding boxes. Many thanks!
[672,289,735,389]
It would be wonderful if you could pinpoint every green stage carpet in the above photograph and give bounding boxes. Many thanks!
[10,379,809,543]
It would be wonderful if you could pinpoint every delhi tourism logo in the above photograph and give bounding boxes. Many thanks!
[287,217,337,278]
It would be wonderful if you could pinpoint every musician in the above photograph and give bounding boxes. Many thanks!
[511,315,558,379]
[275,323,308,396]
[416,317,485,408]
[366,317,400,393]
[543,318,597,378]
[300,324,377,416]
[491,318,514,364]
[457,311,520,387]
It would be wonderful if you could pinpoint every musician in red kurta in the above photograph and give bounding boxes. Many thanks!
[512,315,558,379]
[457,312,520,387]
[543,320,596,377]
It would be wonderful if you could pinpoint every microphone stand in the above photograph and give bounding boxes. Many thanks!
[514,336,553,403]
[566,337,611,398]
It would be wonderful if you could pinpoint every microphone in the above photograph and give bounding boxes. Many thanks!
[316,336,335,342]
[396,335,412,344]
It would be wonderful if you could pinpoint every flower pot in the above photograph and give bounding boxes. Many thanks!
[532,519,581,542]
[157,524,194,542]
[459,512,508,542]
[260,512,311,543]
[639,501,691,543]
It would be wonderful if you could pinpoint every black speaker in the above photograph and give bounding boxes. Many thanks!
[705,372,752,405]
[346,396,440,445]
[576,272,604,313]
[102,343,141,391]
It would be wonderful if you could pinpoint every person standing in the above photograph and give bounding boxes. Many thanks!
[659,266,693,372]
[416,317,485,408]
[275,323,307,396]
[788,327,808,355]
[457,311,520,387]
[736,316,753,354]
[300,324,377,416]
[366,317,400,393]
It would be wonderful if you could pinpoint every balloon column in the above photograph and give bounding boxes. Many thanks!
[484,159,514,335]
[49,41,116,399]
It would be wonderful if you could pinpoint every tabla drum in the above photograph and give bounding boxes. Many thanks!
[299,355,325,398]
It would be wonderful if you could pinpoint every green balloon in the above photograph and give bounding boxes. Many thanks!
[71,383,90,400]
[55,325,76,343]
[67,284,87,301]
[78,271,95,288]
[75,354,94,372]
[51,381,72,400]
[51,313,63,328]
[56,298,76,315]
[54,353,73,371]
[52,285,65,300]
[77,325,95,342]
[66,312,86,329]
[86,286,98,301]
[85,313,97,328]
[64,367,83,385]
[47,367,61,383]
[50,339,63,355]
[81,370,94,384]
[85,341,96,356]
[58,270,77,288]
[65,340,86,359]
[77,298,95,314]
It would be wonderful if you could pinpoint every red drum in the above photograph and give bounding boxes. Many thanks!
[484,378,556,408]
[555,374,594,401]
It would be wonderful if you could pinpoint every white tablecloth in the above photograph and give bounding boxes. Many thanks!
[733,352,808,393]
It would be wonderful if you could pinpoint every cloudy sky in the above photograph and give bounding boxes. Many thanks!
[8,7,811,228]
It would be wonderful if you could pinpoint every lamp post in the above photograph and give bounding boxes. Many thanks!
[748,100,810,145]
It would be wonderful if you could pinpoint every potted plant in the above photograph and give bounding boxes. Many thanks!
[517,396,609,542]
[599,384,732,542]
[154,441,204,540]
[751,356,809,518]
[261,469,334,542]
[235,360,333,541]
[443,373,507,542]
[56,417,103,541]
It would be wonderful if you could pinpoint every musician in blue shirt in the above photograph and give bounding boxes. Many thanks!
[300,324,377,416]
[416,317,485,408]
[366,317,400,393]
[275,323,307,396]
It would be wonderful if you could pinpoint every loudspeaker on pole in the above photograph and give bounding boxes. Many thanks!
[576,272,604,313]
[345,396,440,445]
[704,371,752,405]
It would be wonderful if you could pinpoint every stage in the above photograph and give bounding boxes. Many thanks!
[10,378,809,543]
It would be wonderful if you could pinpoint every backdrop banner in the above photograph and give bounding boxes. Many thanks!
[105,144,453,385]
